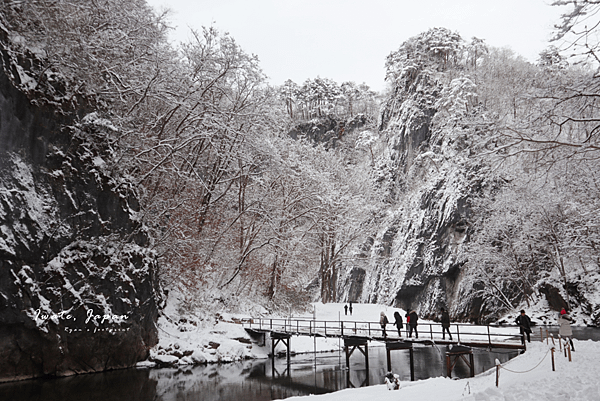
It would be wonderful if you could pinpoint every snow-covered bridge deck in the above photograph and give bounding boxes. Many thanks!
[243,317,526,350]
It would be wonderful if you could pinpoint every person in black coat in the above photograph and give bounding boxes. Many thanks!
[408,310,418,338]
[441,307,452,340]
[380,311,389,337]
[393,311,404,337]
[515,309,532,344]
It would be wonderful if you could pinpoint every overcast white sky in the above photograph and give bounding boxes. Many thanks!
[145,0,567,92]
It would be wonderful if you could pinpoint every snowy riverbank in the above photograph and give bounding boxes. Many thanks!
[283,339,600,401]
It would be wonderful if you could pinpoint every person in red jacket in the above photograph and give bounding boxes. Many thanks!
[408,310,418,338]
[558,308,575,351]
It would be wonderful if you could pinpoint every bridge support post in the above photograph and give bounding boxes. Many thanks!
[446,345,474,378]
[344,336,370,386]
[385,341,414,381]
[271,332,292,368]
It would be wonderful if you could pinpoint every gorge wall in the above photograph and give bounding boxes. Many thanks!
[0,32,160,381]
[335,38,599,325]
[337,67,491,322]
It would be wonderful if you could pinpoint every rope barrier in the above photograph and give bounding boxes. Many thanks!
[499,347,551,374]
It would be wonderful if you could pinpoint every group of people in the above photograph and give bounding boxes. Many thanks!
[379,310,419,338]
[379,308,451,339]
[346,302,576,348]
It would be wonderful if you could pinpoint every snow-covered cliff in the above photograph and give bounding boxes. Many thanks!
[338,66,483,321]
[0,31,160,381]
[337,28,600,327]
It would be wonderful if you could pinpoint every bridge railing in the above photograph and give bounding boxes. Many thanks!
[243,318,523,346]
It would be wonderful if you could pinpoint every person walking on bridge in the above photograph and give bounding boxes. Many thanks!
[515,310,532,344]
[558,308,575,351]
[393,311,404,337]
[408,310,418,338]
[380,311,389,337]
[441,307,452,340]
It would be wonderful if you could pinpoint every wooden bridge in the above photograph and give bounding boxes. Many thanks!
[242,317,526,381]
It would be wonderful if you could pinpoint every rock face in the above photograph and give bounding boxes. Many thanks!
[336,44,600,325]
[337,67,485,322]
[0,37,160,381]
[288,114,369,147]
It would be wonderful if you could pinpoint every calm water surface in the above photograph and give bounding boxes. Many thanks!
[1,327,598,401]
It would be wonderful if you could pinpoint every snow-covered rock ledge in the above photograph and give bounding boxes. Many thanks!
[142,314,265,368]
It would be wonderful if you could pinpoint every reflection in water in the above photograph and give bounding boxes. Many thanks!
[3,327,600,401]
[0,368,157,401]
[0,346,518,401]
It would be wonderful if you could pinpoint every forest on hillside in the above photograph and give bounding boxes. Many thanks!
[2,0,599,323]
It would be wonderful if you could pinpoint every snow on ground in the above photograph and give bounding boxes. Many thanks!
[282,340,600,401]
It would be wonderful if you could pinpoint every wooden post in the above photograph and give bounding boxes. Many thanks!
[345,344,350,370]
[409,347,414,381]
[559,335,563,352]
[495,359,501,387]
[469,353,475,377]
[567,343,572,362]
[540,327,543,343]
[365,343,369,376]
[386,347,391,372]
[551,347,555,371]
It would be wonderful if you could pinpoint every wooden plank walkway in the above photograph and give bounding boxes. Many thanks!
[242,317,526,350]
